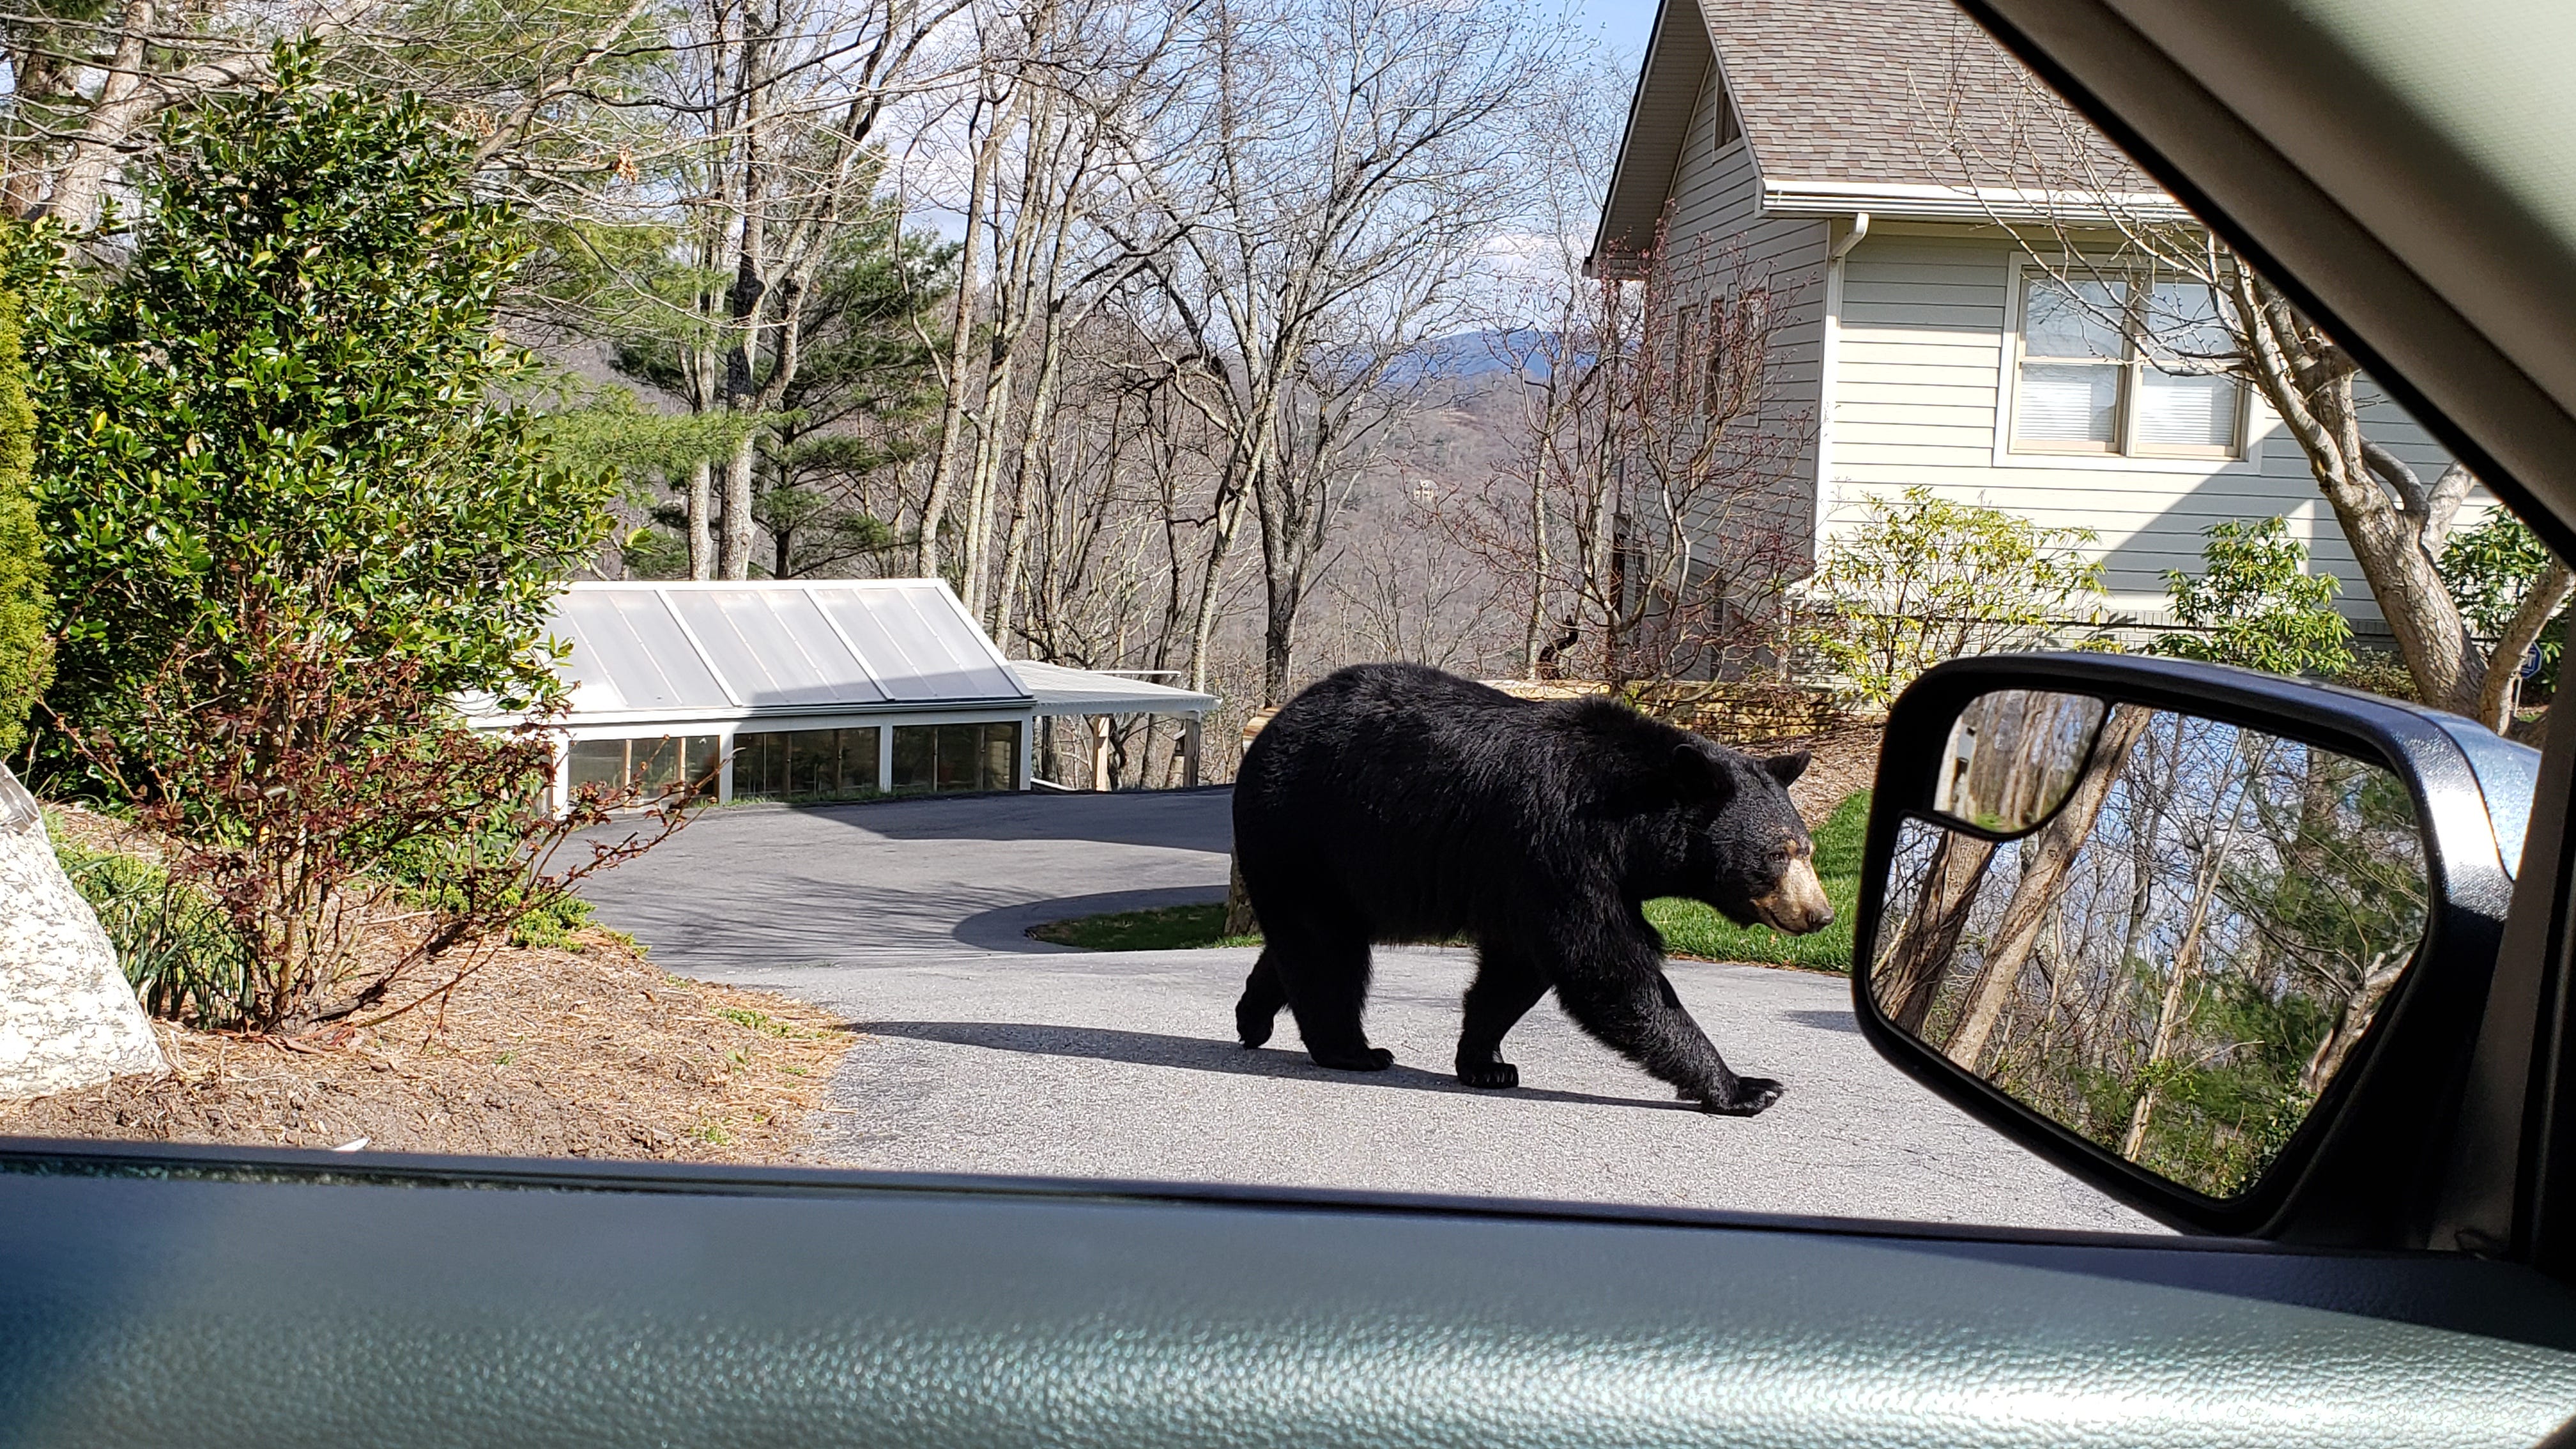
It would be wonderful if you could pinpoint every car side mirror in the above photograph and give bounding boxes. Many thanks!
[1851,654,2536,1242]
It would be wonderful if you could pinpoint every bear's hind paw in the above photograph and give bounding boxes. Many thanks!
[1456,1061,1519,1090]
[1310,1045,1396,1072]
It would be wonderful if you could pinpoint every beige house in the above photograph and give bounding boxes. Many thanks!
[1590,0,2466,629]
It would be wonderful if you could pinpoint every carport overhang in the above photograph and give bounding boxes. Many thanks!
[1010,660,1220,790]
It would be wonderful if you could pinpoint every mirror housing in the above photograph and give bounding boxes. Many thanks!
[1853,653,2532,1246]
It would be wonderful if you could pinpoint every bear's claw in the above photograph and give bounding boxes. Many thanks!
[1456,1061,1519,1090]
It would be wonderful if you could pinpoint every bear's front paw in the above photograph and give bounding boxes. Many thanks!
[1696,1077,1784,1117]
[1457,1060,1519,1090]
[1310,1045,1396,1072]
[1237,1007,1275,1050]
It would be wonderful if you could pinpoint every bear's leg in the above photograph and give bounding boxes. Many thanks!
[1236,951,1289,1048]
[1553,955,1783,1117]
[1273,922,1393,1072]
[1456,942,1550,1089]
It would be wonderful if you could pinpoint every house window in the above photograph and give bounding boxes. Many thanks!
[2012,272,2243,459]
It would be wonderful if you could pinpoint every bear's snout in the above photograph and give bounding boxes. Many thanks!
[1750,857,1834,935]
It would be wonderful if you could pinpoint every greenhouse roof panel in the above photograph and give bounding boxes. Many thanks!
[667,588,888,708]
[812,585,1028,702]
[552,589,732,712]
[539,580,1029,718]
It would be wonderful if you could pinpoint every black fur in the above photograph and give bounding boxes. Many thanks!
[1231,663,1824,1116]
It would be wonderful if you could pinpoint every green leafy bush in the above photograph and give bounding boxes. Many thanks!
[2441,510,2568,691]
[2153,517,2353,678]
[20,45,614,777]
[1802,487,2107,705]
[0,293,43,756]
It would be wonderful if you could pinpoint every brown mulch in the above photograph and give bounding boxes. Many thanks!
[1747,719,1885,825]
[11,805,859,1162]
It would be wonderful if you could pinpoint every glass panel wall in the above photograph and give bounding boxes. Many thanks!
[733,726,884,803]
[565,735,721,801]
[891,721,1019,794]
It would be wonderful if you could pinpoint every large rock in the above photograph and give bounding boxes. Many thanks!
[0,764,165,1098]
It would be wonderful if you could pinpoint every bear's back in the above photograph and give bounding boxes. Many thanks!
[1233,666,1659,937]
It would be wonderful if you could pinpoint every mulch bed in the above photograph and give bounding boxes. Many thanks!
[1,931,857,1162]
[10,807,859,1163]
[1756,719,1885,825]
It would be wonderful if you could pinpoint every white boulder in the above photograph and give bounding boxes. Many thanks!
[0,763,166,1098]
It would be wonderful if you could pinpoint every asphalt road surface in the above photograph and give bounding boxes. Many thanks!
[579,788,2159,1232]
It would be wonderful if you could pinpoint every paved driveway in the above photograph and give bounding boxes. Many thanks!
[579,789,2158,1232]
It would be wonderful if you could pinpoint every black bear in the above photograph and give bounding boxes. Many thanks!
[1231,663,1830,1116]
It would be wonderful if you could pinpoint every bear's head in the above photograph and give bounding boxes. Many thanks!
[1670,744,1836,935]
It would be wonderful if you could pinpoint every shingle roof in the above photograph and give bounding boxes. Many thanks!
[1703,0,2151,190]
[1591,0,2168,266]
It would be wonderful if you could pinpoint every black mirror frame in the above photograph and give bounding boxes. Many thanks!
[1852,652,2519,1246]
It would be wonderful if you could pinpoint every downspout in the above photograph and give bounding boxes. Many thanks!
[1830,210,1870,261]
[1813,211,1870,581]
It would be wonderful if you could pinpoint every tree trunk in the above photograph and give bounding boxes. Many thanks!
[2478,560,2573,733]
[718,426,758,579]
[2122,736,2267,1159]
[914,88,1008,581]
[686,457,715,581]
[1943,706,2152,1072]
[1874,832,1998,1036]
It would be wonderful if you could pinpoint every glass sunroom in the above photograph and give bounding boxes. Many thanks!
[494,579,1216,809]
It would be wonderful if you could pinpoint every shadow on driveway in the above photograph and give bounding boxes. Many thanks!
[774,787,1235,852]
[861,1020,1698,1113]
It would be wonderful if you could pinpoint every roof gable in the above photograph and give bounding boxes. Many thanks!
[1592,0,2165,266]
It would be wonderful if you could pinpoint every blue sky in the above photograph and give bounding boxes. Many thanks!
[1567,0,1657,65]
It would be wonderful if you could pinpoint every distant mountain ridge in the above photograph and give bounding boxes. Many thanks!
[1376,328,1561,386]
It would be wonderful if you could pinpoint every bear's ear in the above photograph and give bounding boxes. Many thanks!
[1763,751,1811,788]
[1671,744,1736,801]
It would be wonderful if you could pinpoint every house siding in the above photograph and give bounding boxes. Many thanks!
[1818,226,2471,625]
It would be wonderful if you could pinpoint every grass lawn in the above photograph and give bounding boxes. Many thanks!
[1029,790,1873,971]
[1644,790,1871,973]
[1029,902,1259,950]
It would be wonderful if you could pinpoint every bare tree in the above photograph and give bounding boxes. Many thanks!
[1112,0,1561,702]
[1441,222,1808,689]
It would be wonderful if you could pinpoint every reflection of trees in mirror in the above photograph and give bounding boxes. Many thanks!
[1871,712,2428,1198]
[1935,689,2106,834]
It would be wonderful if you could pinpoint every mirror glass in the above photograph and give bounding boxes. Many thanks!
[1933,689,2108,834]
[1867,700,2429,1199]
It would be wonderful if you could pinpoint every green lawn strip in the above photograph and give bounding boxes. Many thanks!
[1644,790,1871,973]
[1029,790,1873,969]
[1028,902,1259,951]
